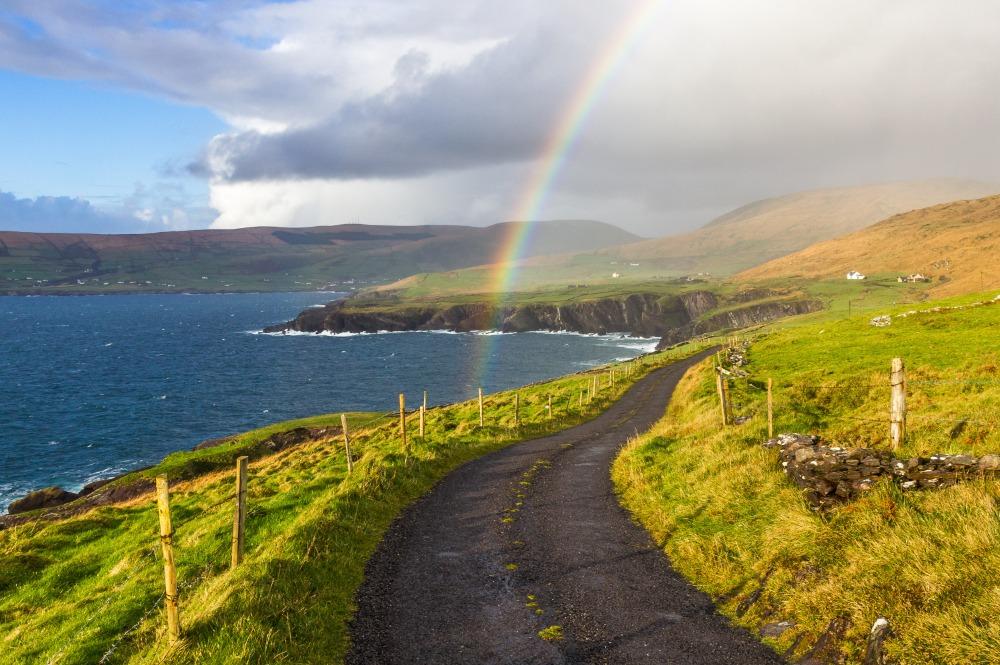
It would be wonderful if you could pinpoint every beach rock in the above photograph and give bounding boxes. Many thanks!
[8,486,79,514]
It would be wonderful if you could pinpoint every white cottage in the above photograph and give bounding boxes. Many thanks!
[846,271,866,280]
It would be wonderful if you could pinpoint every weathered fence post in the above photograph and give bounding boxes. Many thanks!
[767,378,774,439]
[513,392,520,427]
[341,413,353,474]
[715,369,729,427]
[423,390,428,411]
[579,391,584,408]
[399,393,407,448]
[548,394,553,420]
[890,358,907,449]
[155,475,180,643]
[479,387,485,427]
[419,404,425,438]
[231,456,248,569]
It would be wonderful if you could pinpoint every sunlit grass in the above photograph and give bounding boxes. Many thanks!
[613,290,1000,664]
[0,343,706,664]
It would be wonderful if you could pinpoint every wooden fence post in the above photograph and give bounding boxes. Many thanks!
[767,378,774,439]
[341,413,353,474]
[890,358,907,449]
[419,405,425,438]
[399,393,407,448]
[579,391,584,408]
[514,392,520,427]
[479,387,485,427]
[423,390,428,411]
[155,475,180,643]
[548,394,553,420]
[715,369,729,427]
[231,456,248,570]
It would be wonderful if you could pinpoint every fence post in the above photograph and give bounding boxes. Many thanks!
[341,413,353,474]
[423,390,428,411]
[399,393,407,449]
[890,358,907,449]
[767,378,774,439]
[548,394,553,420]
[579,391,584,408]
[715,369,729,427]
[479,387,484,427]
[155,475,180,643]
[419,404,425,438]
[231,456,248,570]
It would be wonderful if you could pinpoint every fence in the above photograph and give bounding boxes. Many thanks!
[712,337,1000,451]
[84,354,651,655]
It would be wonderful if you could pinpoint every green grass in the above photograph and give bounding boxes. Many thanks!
[613,289,1000,663]
[0,343,707,664]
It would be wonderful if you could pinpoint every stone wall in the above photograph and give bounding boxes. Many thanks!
[764,433,1000,509]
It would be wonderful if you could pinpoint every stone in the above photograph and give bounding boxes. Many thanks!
[760,620,795,638]
[978,454,1000,471]
[8,486,79,515]
[947,455,977,467]
[794,448,817,463]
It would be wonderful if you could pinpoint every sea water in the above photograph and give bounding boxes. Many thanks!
[0,292,657,511]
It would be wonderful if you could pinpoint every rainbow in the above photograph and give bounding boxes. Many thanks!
[474,0,662,386]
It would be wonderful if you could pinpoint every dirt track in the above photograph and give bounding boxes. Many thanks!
[347,350,783,664]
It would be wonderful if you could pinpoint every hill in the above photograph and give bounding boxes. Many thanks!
[372,180,998,298]
[738,194,1000,295]
[601,179,999,276]
[0,220,639,294]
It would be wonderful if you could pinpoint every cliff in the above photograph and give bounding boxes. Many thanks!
[266,290,824,346]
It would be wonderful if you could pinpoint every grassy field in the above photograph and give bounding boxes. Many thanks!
[0,344,706,664]
[613,289,1000,663]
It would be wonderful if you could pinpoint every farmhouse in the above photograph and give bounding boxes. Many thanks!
[846,271,866,280]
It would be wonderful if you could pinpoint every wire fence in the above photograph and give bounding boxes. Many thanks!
[717,339,1000,442]
[36,353,659,661]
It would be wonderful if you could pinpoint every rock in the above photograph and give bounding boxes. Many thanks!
[979,454,1000,471]
[947,455,977,467]
[760,620,795,638]
[864,616,892,665]
[870,315,891,327]
[8,486,79,514]
[794,448,817,463]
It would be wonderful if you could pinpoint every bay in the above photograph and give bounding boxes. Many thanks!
[0,292,655,510]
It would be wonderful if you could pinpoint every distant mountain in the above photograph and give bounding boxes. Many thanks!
[372,180,1000,297]
[0,220,640,294]
[737,194,1000,296]
[600,179,1000,275]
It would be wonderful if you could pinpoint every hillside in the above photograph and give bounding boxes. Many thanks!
[738,194,1000,296]
[601,179,999,275]
[0,220,639,294]
[615,291,1000,662]
[372,180,998,297]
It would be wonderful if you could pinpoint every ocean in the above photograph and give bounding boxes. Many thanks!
[0,292,657,511]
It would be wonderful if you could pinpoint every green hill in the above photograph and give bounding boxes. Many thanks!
[0,220,640,295]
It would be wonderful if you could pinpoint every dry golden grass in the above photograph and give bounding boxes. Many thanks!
[739,194,1000,296]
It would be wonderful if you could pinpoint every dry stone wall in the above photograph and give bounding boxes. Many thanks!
[765,433,1000,509]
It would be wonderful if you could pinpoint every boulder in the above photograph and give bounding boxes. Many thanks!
[8,486,79,514]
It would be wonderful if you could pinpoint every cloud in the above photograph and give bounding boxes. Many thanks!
[3,1,1000,235]
[0,190,138,233]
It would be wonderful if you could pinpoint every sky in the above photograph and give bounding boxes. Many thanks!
[1,0,1000,235]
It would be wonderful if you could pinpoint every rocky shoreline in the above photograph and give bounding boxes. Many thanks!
[265,290,824,349]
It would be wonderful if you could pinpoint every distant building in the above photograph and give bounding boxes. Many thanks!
[897,273,931,283]
[846,271,866,280]
[611,272,621,278]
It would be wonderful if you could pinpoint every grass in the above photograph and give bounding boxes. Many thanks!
[613,289,1000,663]
[0,343,706,664]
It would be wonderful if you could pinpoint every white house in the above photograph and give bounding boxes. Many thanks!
[846,271,866,280]
[611,272,622,278]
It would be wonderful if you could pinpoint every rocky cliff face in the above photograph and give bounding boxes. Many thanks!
[267,290,823,346]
